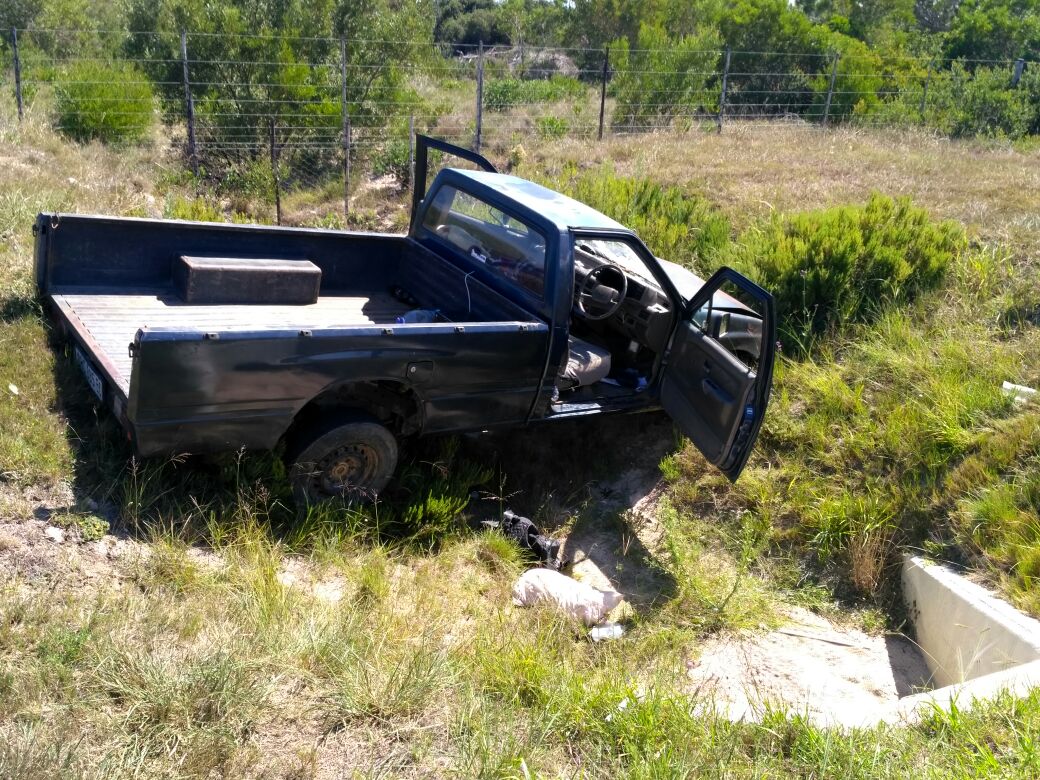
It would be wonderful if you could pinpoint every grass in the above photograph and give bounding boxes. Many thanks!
[3,95,1040,775]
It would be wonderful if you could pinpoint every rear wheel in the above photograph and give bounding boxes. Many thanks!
[286,414,398,505]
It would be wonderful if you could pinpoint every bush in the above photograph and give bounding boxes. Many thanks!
[164,196,224,222]
[372,139,413,182]
[54,61,154,144]
[866,63,1040,140]
[725,194,964,352]
[483,75,586,111]
[951,65,1036,139]
[535,116,569,139]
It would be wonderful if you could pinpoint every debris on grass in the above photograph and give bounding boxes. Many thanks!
[1002,380,1037,404]
[590,622,626,641]
[482,509,565,569]
[512,567,624,625]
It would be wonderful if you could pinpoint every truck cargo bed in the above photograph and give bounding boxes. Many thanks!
[51,290,412,397]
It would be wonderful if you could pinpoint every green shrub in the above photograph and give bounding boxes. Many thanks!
[810,38,886,121]
[539,164,731,269]
[164,196,224,223]
[483,75,586,111]
[867,63,1040,140]
[54,61,154,144]
[372,139,412,182]
[535,116,569,140]
[725,194,964,353]
[951,65,1035,139]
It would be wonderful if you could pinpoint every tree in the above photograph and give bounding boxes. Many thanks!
[434,0,510,46]
[914,0,961,32]
[0,0,41,37]
[123,0,435,161]
[797,0,916,41]
[609,24,722,128]
[944,0,1040,62]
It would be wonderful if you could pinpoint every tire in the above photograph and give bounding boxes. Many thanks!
[286,413,398,506]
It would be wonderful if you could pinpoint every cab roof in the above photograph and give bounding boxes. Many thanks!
[448,169,628,232]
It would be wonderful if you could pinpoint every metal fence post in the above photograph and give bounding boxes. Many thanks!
[598,48,608,141]
[475,41,484,152]
[269,119,281,225]
[340,38,350,218]
[11,28,23,122]
[408,114,415,186]
[822,53,839,125]
[1012,58,1026,88]
[717,47,731,133]
[919,62,933,117]
[180,31,199,176]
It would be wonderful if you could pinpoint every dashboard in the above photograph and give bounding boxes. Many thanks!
[573,245,674,353]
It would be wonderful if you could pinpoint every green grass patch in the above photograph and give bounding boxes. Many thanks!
[535,163,732,269]
[483,75,587,111]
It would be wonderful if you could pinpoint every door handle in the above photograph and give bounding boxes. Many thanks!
[701,378,733,404]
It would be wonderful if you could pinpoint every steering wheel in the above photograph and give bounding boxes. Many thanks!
[576,263,628,321]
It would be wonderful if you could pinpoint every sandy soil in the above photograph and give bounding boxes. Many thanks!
[686,607,933,727]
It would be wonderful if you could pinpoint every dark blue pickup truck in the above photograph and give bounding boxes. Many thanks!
[36,137,775,503]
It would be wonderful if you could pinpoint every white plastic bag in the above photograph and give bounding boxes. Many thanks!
[512,568,623,625]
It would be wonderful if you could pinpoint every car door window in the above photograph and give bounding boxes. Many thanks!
[422,185,547,297]
[689,279,765,373]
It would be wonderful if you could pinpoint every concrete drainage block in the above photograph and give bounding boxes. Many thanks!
[891,555,1040,724]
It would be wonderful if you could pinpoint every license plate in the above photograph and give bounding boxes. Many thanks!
[74,346,104,402]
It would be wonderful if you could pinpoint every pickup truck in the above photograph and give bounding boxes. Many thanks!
[35,136,776,504]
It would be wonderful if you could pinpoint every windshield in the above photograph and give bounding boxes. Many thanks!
[574,238,661,290]
[422,185,548,298]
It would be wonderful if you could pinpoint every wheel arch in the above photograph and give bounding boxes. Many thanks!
[283,379,424,453]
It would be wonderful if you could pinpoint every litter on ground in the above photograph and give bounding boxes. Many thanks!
[512,567,624,626]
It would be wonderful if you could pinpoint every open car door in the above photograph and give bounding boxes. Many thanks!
[410,135,497,231]
[659,267,776,481]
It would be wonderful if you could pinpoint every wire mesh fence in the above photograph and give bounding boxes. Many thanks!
[3,27,1037,225]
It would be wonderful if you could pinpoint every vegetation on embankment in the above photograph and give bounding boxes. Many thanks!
[532,147,1040,616]
[3,102,1040,776]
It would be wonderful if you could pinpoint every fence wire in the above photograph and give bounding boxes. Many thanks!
[3,28,1037,225]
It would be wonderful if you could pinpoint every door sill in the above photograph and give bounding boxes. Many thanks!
[547,392,650,419]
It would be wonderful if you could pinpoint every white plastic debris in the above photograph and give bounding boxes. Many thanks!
[1002,381,1037,405]
[605,689,647,722]
[590,622,626,642]
[7,384,18,396]
[512,568,623,625]
[44,526,65,544]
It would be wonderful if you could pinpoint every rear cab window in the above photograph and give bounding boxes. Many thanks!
[421,184,547,298]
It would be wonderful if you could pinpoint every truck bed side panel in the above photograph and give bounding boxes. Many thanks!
[129,324,549,456]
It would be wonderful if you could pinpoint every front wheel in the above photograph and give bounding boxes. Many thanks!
[286,415,399,505]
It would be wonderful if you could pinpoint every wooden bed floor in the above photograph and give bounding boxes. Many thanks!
[51,291,411,395]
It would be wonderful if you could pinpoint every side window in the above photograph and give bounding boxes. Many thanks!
[422,185,547,297]
[690,280,765,372]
